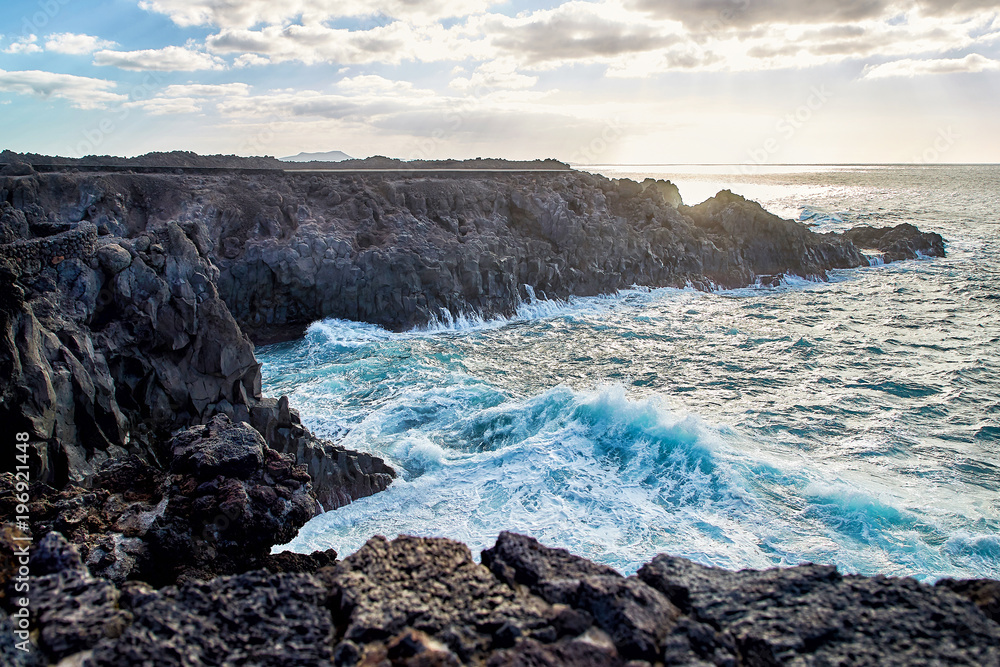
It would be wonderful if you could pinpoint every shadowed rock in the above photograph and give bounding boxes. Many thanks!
[844,222,946,262]
[638,554,1000,666]
[10,532,999,666]
[2,167,945,346]
[89,570,334,666]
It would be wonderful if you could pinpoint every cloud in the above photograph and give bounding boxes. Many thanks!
[626,0,1000,28]
[234,53,271,68]
[206,22,478,65]
[0,68,126,108]
[93,45,226,71]
[45,33,117,54]
[450,59,539,90]
[176,0,999,76]
[862,53,1000,79]
[162,83,251,96]
[124,97,204,115]
[336,75,429,95]
[138,0,498,28]
[2,35,42,55]
[115,83,253,115]
[480,2,684,65]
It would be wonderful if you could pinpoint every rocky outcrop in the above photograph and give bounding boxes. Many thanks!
[844,222,947,263]
[637,554,1000,665]
[0,417,322,586]
[681,190,869,282]
[7,531,998,666]
[250,396,394,510]
[3,166,943,343]
[0,189,394,510]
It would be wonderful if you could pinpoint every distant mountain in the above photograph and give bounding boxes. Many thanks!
[279,150,353,162]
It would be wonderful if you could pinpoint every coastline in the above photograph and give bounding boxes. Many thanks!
[2,154,997,665]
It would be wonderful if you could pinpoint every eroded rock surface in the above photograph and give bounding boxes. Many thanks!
[2,167,944,346]
[0,417,326,586]
[6,532,998,666]
[0,178,394,509]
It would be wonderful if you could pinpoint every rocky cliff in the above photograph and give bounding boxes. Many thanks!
[0,163,944,489]
[0,170,394,507]
[2,165,943,344]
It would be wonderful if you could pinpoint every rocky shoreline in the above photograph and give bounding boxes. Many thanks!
[3,155,996,665]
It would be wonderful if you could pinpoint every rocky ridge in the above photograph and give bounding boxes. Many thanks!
[3,530,998,666]
[2,165,943,345]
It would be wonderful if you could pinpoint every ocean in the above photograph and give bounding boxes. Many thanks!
[262,164,1000,582]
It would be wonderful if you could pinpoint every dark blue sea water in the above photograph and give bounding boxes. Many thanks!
[262,165,1000,582]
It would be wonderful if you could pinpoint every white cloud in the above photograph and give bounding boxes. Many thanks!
[189,0,1000,76]
[336,75,428,95]
[450,59,538,90]
[2,35,42,55]
[93,45,226,71]
[862,53,1000,79]
[0,68,126,108]
[44,33,117,54]
[206,21,480,65]
[233,53,271,68]
[124,97,204,115]
[162,82,251,96]
[138,0,498,28]
[114,82,252,115]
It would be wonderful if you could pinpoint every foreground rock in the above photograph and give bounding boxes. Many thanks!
[0,416,322,585]
[5,531,997,666]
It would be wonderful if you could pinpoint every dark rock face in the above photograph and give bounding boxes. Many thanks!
[144,416,321,585]
[0,417,324,586]
[844,222,947,262]
[0,174,395,513]
[326,535,549,661]
[29,534,132,662]
[4,169,944,345]
[483,532,679,661]
[937,577,1000,624]
[10,532,999,666]
[90,571,335,666]
[250,396,394,511]
[169,413,266,479]
[638,554,1000,666]
[681,190,871,282]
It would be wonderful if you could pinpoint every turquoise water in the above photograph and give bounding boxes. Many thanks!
[263,165,1000,581]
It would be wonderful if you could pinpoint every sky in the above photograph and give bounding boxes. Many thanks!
[0,0,998,164]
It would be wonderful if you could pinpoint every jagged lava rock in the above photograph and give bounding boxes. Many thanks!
[2,168,945,345]
[9,532,1000,666]
[638,554,1000,666]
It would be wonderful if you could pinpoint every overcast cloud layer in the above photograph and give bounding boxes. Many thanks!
[0,0,997,162]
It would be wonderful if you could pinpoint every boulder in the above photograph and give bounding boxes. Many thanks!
[95,242,132,275]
